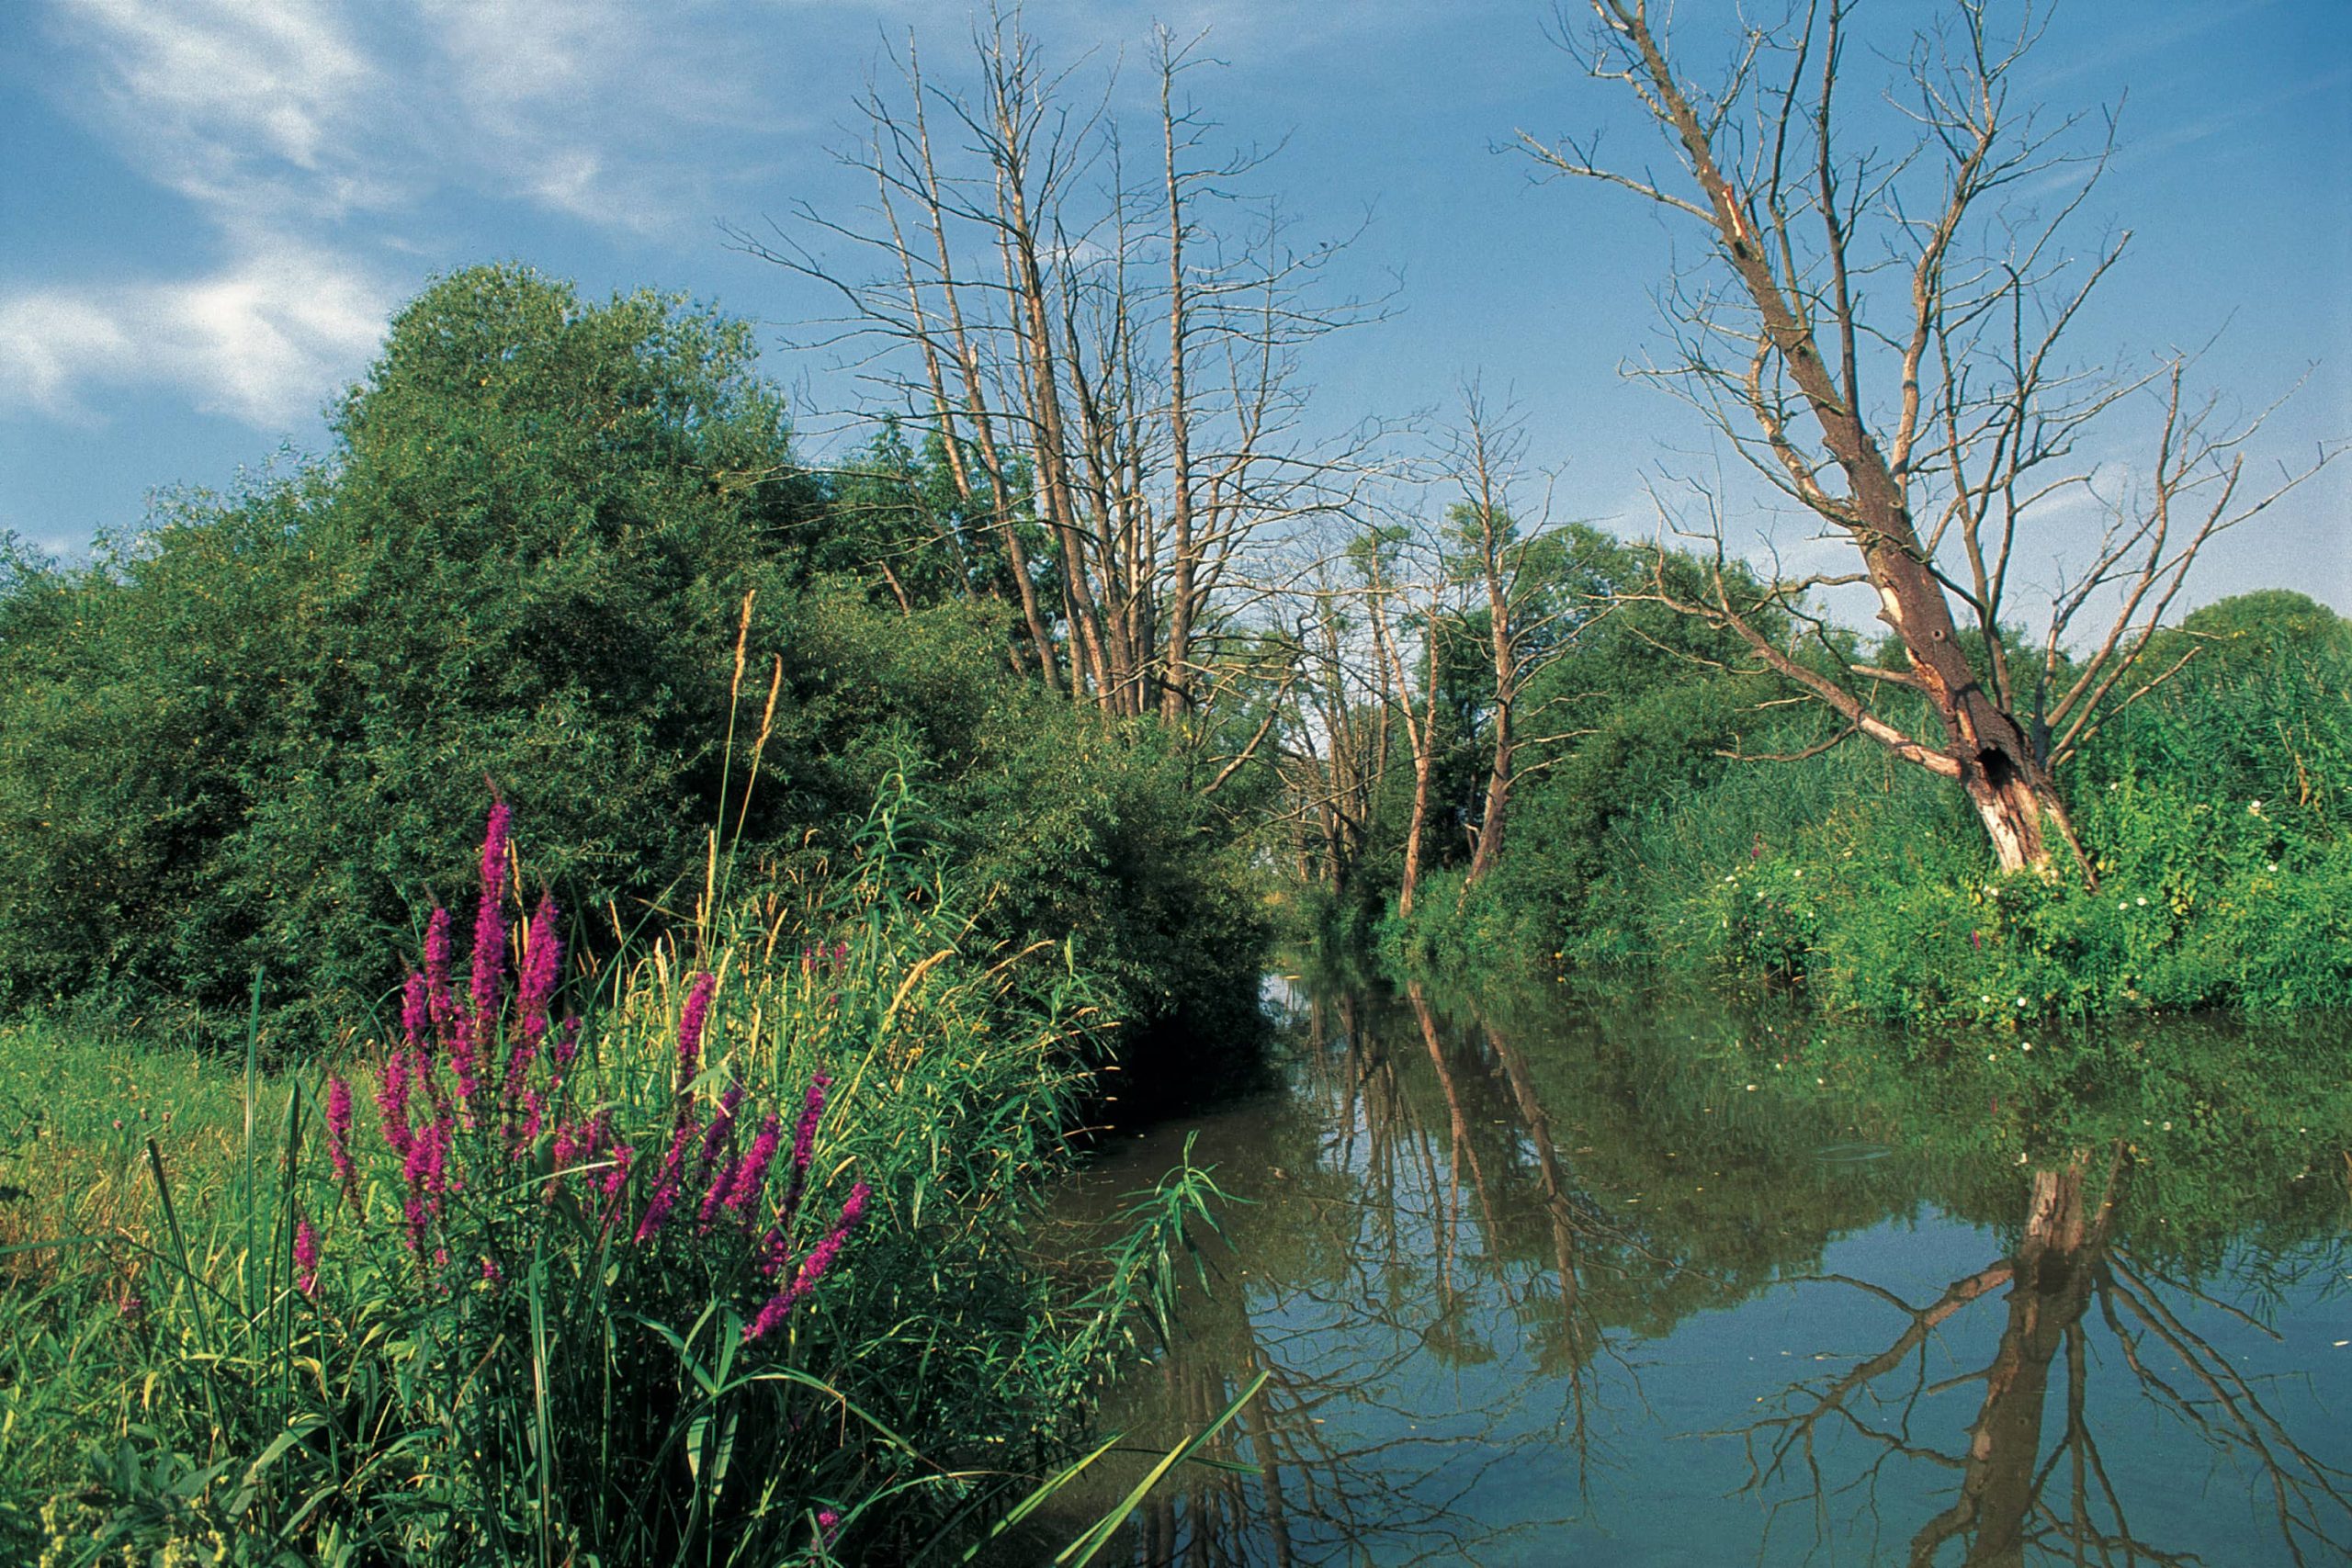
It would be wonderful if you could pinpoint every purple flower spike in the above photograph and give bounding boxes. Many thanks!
[423,908,456,1054]
[479,798,512,895]
[294,1218,320,1297]
[721,1112,783,1222]
[602,1144,634,1201]
[504,895,559,1120]
[742,1179,872,1344]
[782,1070,831,1227]
[553,1015,582,1075]
[377,1050,415,1160]
[693,1083,749,1229]
[633,1121,699,1245]
[515,893,560,1051]
[676,972,718,1086]
[401,973,430,1054]
[325,1075,355,1193]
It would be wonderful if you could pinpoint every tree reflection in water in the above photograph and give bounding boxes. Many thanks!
[1037,976,2351,1566]
[1744,1150,2352,1565]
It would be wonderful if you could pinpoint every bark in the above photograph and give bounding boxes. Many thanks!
[1159,54,1200,722]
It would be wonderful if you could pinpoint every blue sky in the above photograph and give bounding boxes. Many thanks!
[4,0,2346,618]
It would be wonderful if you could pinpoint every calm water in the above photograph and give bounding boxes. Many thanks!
[1036,973,2352,1566]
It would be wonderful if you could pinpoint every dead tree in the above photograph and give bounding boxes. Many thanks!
[1355,524,1457,918]
[1525,0,2328,877]
[1440,388,1589,890]
[739,10,1377,722]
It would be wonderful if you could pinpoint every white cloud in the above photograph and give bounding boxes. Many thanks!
[0,244,390,427]
[53,0,393,217]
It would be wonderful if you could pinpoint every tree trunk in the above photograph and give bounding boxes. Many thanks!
[1600,4,2093,879]
[1869,541,2082,876]
[1398,747,1433,919]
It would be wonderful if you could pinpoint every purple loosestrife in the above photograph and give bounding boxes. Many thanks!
[401,972,430,1054]
[692,1082,748,1230]
[719,1112,783,1225]
[553,1015,582,1076]
[782,1070,831,1228]
[423,908,456,1054]
[514,893,560,1057]
[675,972,717,1087]
[601,1143,634,1201]
[376,1051,416,1161]
[514,1088,545,1150]
[294,1219,320,1297]
[742,1180,871,1344]
[633,1120,700,1245]
[503,897,559,1144]
[325,1074,356,1195]
[456,802,513,1113]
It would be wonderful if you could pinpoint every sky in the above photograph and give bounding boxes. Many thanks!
[3,0,2346,624]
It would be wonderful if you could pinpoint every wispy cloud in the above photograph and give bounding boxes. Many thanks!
[0,243,390,426]
[7,0,842,425]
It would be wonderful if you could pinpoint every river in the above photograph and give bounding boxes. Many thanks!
[1034,968,2352,1565]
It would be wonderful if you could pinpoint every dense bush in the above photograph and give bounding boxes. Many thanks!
[0,264,1265,1053]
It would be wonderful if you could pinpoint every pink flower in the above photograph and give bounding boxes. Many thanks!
[294,1219,320,1296]
[514,892,560,1058]
[461,804,514,1115]
[782,1071,831,1227]
[721,1113,783,1223]
[377,1049,416,1161]
[325,1074,355,1193]
[693,1083,748,1230]
[423,908,456,1055]
[401,972,430,1054]
[601,1144,634,1201]
[743,1180,871,1344]
[676,972,718,1085]
[633,1120,700,1244]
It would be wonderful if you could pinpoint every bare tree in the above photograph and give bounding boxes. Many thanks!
[1524,0,2329,877]
[737,8,1379,722]
[1738,1151,2352,1564]
[1357,523,1458,918]
[1438,388,1591,889]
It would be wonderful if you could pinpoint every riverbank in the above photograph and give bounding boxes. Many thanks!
[1374,600,2352,1026]
[0,806,1229,1565]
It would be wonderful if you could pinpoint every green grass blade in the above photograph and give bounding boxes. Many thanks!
[1054,1368,1271,1568]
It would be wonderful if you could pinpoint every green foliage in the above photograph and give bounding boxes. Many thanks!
[0,265,1265,1053]
[0,266,815,1028]
[1378,588,2352,1025]
[2,796,1238,1565]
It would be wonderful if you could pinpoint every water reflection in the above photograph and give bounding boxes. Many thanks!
[1042,975,2351,1566]
[1747,1150,2351,1565]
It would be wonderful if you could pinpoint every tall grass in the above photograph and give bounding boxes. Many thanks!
[5,781,1238,1565]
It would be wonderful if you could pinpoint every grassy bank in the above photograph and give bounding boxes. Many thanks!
[2,797,1223,1565]
[1377,595,2352,1026]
